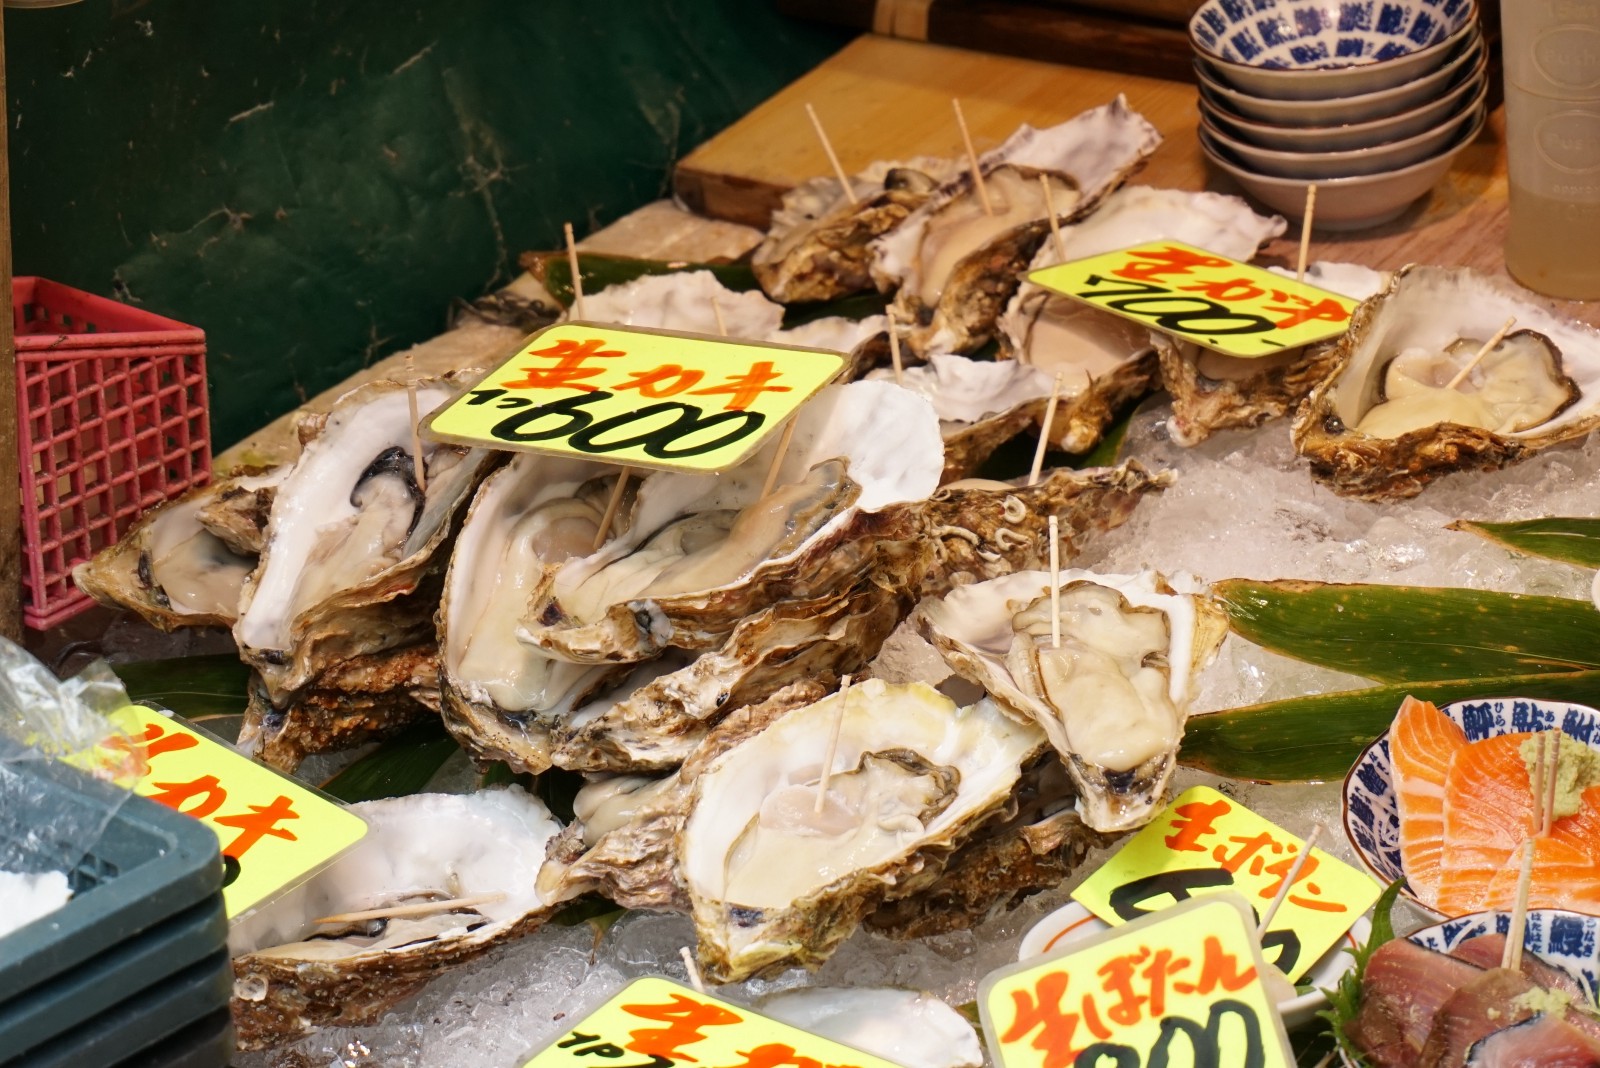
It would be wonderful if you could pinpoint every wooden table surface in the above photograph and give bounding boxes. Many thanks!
[676,35,1596,326]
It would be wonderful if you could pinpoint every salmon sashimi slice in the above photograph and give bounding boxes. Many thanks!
[1548,783,1600,858]
[1390,696,1471,902]
[1480,837,1600,914]
[1437,731,1540,914]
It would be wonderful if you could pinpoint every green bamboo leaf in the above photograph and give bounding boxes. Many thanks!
[112,654,251,720]
[320,717,460,804]
[1449,517,1600,569]
[1178,669,1600,782]
[526,251,759,310]
[1215,579,1600,682]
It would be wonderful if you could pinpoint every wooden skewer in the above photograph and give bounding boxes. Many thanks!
[314,892,505,926]
[1027,373,1066,487]
[404,353,427,493]
[760,418,798,498]
[1532,732,1548,837]
[1040,174,1067,262]
[815,675,851,815]
[1296,184,1317,282]
[1543,730,1563,837]
[592,470,630,553]
[805,103,858,207]
[680,946,707,994]
[1308,1053,1335,1068]
[1048,515,1061,650]
[711,297,728,338]
[1257,823,1323,938]
[564,221,587,320]
[1503,839,1535,971]
[886,310,905,386]
[1445,316,1517,391]
[951,98,993,216]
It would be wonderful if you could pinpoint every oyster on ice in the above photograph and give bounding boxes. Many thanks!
[1293,265,1600,500]
[233,376,498,702]
[1160,261,1389,447]
[73,480,258,630]
[999,187,1285,454]
[679,679,1046,981]
[872,98,1161,358]
[230,787,560,1050]
[917,569,1226,833]
[753,158,957,304]
[757,988,984,1068]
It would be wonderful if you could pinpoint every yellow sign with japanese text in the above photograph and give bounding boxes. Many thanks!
[105,706,367,919]
[981,895,1295,1068]
[520,977,904,1068]
[1071,785,1380,982]
[1026,241,1358,358]
[423,323,846,473]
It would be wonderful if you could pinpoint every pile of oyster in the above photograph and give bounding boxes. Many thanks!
[77,94,1600,1058]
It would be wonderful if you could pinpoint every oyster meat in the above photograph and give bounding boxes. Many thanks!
[917,569,1227,833]
[1161,260,1390,447]
[1293,265,1600,500]
[872,97,1161,358]
[999,186,1286,454]
[679,679,1045,981]
[234,376,497,703]
[757,988,983,1068]
[230,787,560,1050]
[753,158,957,304]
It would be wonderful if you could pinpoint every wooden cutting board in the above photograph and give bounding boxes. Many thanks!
[673,35,1598,326]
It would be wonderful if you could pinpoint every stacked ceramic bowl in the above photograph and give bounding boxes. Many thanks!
[1191,0,1486,229]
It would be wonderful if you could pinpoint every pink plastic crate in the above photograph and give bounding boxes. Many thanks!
[16,277,210,629]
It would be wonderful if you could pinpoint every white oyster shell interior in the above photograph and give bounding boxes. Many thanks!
[230,788,558,960]
[757,987,984,1068]
[868,353,1054,426]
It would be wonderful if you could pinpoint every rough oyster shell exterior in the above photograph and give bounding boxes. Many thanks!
[1292,265,1600,500]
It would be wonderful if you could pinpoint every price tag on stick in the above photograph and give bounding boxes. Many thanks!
[1026,240,1358,358]
[103,706,367,920]
[424,322,846,473]
[520,976,904,1068]
[1071,785,1380,981]
[981,894,1296,1068]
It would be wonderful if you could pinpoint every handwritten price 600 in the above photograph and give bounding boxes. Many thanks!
[1074,275,1275,336]
[463,388,767,459]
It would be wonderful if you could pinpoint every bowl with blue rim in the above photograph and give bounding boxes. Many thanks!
[1191,0,1479,100]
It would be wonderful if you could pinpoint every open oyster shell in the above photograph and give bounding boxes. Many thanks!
[917,569,1226,833]
[230,787,560,1050]
[753,158,957,304]
[678,679,1046,982]
[72,479,258,631]
[1292,264,1600,500]
[516,380,943,665]
[233,376,498,703]
[872,97,1161,358]
[195,466,285,556]
[999,187,1285,454]
[1160,261,1390,447]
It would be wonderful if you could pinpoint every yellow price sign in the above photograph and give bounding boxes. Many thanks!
[520,976,903,1068]
[1071,785,1380,982]
[1025,240,1358,358]
[424,322,846,473]
[105,706,367,919]
[981,895,1294,1068]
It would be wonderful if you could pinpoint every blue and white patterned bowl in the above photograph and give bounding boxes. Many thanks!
[1191,0,1478,100]
[1408,909,1600,1004]
[1342,697,1600,919]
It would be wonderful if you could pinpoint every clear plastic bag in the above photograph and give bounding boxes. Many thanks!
[0,637,140,879]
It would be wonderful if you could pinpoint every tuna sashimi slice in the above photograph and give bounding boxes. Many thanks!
[1437,731,1539,915]
[1479,838,1600,914]
[1467,1013,1600,1067]
[1391,696,1471,901]
[1448,933,1590,1002]
[1348,939,1487,1066]
[1420,967,1541,1067]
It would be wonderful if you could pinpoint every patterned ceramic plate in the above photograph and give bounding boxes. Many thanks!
[1191,0,1475,69]
[1342,696,1600,919]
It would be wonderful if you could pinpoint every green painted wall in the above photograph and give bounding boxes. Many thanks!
[6,1,847,447]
